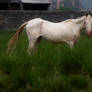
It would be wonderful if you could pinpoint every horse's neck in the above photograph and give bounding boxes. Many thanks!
[77,20,85,33]
[76,18,85,30]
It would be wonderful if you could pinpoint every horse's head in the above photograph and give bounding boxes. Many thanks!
[85,15,92,36]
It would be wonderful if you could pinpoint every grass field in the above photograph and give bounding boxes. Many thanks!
[0,31,92,92]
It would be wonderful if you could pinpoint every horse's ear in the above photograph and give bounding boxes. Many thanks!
[87,14,91,18]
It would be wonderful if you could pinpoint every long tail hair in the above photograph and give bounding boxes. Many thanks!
[7,22,28,53]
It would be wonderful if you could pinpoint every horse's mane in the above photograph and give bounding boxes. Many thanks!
[64,19,72,23]
[64,16,86,23]
[72,16,86,23]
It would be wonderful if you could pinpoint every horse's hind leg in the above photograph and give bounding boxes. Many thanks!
[27,38,37,55]
[27,36,42,55]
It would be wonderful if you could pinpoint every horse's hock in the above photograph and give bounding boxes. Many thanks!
[0,10,92,30]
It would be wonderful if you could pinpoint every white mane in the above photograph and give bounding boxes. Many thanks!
[72,16,86,23]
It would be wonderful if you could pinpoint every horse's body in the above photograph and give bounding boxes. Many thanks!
[7,15,92,54]
[37,19,80,42]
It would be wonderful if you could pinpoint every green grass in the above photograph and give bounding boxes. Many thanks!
[0,31,92,92]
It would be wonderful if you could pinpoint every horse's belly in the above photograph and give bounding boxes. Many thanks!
[42,32,65,43]
[41,22,77,43]
[41,30,77,43]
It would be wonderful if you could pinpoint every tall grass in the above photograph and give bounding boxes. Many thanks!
[0,31,92,92]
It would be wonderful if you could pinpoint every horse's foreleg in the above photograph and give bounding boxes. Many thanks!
[68,41,74,49]
[68,35,80,49]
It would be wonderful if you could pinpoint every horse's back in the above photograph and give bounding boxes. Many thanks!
[28,18,43,26]
[26,18,43,30]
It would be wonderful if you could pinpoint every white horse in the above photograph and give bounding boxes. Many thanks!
[7,15,92,54]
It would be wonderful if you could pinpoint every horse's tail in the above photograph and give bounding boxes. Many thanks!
[7,22,28,53]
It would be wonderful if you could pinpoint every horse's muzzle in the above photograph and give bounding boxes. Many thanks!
[87,30,91,36]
